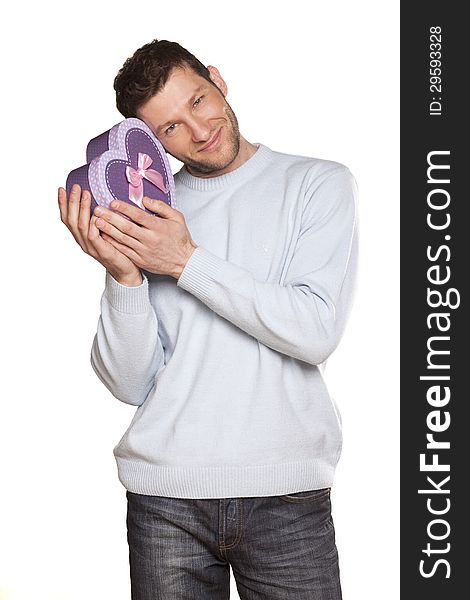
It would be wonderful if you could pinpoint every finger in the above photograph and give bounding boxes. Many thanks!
[94,214,144,251]
[107,199,155,228]
[58,187,69,223]
[142,197,183,222]
[78,189,92,239]
[94,203,145,242]
[61,184,90,252]
[84,215,102,256]
[100,231,143,265]
[88,214,102,246]
[88,215,108,250]
[88,215,121,260]
[67,183,82,228]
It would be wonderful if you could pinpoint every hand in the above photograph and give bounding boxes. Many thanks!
[92,197,198,279]
[58,184,143,286]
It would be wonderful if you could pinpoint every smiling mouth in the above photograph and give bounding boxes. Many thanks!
[199,128,222,152]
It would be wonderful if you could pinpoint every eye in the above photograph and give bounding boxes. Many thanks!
[164,124,177,135]
[193,96,203,107]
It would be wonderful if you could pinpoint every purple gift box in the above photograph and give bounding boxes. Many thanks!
[66,118,176,216]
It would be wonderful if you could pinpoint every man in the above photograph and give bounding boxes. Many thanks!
[58,38,358,600]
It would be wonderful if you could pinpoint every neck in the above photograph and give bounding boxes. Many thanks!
[185,135,258,179]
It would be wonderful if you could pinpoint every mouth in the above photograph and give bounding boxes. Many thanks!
[198,128,222,152]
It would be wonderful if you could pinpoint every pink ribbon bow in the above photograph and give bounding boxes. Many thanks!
[125,152,168,207]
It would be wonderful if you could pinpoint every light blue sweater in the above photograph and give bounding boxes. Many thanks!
[90,143,358,498]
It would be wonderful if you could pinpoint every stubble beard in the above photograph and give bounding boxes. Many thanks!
[177,100,241,176]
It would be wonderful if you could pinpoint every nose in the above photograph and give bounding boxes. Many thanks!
[188,116,212,143]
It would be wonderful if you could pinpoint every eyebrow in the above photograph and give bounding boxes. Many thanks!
[156,84,208,133]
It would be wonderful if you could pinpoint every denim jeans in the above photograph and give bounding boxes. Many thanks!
[126,487,342,599]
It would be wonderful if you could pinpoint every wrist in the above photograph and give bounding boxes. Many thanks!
[108,270,143,287]
[172,243,198,280]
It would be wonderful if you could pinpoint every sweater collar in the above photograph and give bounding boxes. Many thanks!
[174,143,273,192]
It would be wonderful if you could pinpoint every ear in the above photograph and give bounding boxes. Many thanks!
[207,65,228,97]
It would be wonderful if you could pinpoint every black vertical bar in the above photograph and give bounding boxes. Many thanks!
[401,4,468,598]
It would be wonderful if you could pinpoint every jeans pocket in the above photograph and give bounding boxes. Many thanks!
[278,487,331,503]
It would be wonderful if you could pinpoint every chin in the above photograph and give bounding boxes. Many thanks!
[187,146,236,173]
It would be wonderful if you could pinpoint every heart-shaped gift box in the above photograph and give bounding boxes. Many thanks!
[66,118,176,216]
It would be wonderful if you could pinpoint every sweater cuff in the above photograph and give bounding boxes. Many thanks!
[104,271,151,314]
[176,247,224,303]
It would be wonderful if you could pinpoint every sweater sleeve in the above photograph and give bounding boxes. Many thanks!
[176,167,359,366]
[90,271,165,406]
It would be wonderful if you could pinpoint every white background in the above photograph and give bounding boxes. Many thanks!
[0,1,399,598]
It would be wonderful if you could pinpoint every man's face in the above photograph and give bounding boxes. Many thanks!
[136,66,240,177]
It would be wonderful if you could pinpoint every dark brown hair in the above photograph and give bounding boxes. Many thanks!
[114,39,214,117]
